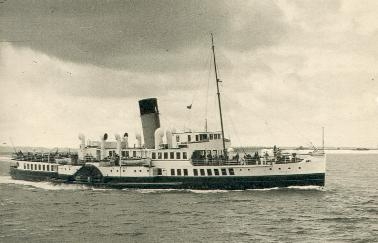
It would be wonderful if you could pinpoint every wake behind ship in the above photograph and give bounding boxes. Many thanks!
[9,36,326,190]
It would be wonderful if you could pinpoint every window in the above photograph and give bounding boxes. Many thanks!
[176,152,181,159]
[34,164,37,170]
[109,151,112,156]
[121,151,126,157]
[157,168,162,176]
[152,152,156,159]
[193,169,198,176]
[38,164,41,170]
[188,135,191,142]
[177,169,182,176]
[27,164,30,170]
[200,169,205,176]
[183,152,187,159]
[42,165,45,171]
[183,169,188,176]
[171,169,175,176]
[23,164,26,169]
[210,134,213,140]
[170,152,174,159]
[176,135,180,142]
[221,168,227,175]
[207,169,212,176]
[30,164,33,170]
[164,152,168,159]
[133,151,137,157]
[214,169,219,175]
[195,135,199,141]
[125,151,129,157]
[228,168,235,175]
[158,152,162,159]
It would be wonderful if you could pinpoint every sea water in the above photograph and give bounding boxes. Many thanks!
[0,154,377,242]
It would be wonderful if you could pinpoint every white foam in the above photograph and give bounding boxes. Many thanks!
[130,188,188,193]
[0,176,89,190]
[286,185,325,191]
[247,185,325,191]
[247,187,281,191]
[188,189,229,194]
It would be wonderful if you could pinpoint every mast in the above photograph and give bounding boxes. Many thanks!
[211,33,226,156]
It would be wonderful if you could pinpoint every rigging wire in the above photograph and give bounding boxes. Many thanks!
[204,48,213,131]
[220,83,315,149]
[185,46,214,131]
[221,95,248,154]
[183,48,212,131]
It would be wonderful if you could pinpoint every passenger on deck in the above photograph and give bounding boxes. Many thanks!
[235,153,239,162]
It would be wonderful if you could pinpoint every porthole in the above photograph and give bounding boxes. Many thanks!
[248,169,250,171]
[139,170,142,172]
[134,170,136,172]
[110,170,112,172]
[298,167,301,169]
[269,168,272,170]
[278,168,281,170]
[123,170,125,172]
[239,169,242,171]
[288,167,291,170]
[116,170,118,172]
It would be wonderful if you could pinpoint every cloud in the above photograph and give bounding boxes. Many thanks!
[0,44,208,99]
[0,0,288,72]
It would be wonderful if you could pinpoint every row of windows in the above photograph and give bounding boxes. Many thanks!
[23,163,55,172]
[120,151,138,157]
[176,133,222,143]
[193,168,234,176]
[152,152,187,160]
[168,168,235,176]
[109,169,150,173]
[170,169,189,176]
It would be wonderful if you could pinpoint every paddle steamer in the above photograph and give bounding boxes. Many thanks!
[10,36,326,189]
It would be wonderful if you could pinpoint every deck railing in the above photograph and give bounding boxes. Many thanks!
[191,156,304,166]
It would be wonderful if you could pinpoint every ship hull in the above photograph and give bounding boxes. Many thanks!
[10,167,324,190]
[10,166,59,182]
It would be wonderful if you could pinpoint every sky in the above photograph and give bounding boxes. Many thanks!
[0,0,377,148]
